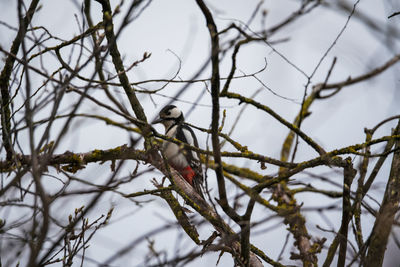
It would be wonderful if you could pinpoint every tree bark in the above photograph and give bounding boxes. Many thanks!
[365,120,400,266]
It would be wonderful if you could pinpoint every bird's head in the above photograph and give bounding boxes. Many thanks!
[152,105,184,128]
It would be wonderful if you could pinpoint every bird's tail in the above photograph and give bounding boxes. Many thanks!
[192,174,205,199]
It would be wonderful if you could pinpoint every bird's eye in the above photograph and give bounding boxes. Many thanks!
[166,111,171,115]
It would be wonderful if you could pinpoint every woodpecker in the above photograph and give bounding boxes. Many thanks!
[153,105,204,198]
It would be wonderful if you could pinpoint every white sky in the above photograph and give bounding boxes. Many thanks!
[1,0,400,266]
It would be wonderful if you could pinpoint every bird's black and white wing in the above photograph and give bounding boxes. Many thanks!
[176,124,204,196]
[176,125,201,170]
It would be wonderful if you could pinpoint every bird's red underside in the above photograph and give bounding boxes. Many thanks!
[179,166,195,185]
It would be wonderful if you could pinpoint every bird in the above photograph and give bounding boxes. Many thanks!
[152,105,204,199]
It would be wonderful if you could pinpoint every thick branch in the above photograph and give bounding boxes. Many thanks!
[365,120,400,266]
[156,182,201,245]
[95,0,151,146]
[0,0,40,160]
[323,135,397,267]
[337,160,357,267]
[151,150,264,267]
[195,0,241,231]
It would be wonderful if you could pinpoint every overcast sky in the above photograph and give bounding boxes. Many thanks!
[1,0,400,266]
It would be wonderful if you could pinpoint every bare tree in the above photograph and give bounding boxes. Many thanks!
[1,0,400,266]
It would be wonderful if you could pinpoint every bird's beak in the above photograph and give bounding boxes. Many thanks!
[152,117,163,124]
